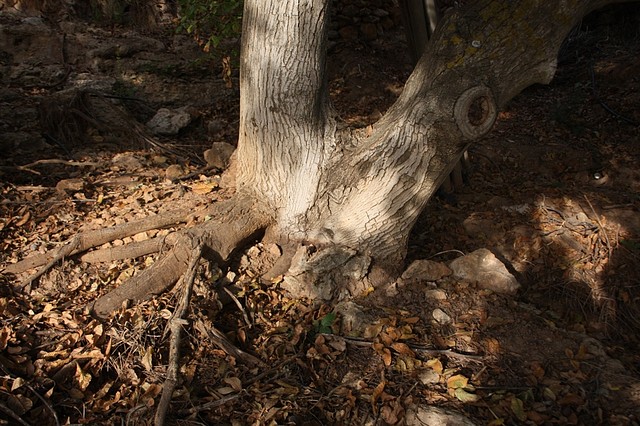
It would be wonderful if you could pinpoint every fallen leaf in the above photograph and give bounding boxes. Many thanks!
[140,347,153,373]
[426,358,443,374]
[511,397,527,422]
[391,342,415,357]
[455,387,480,403]
[224,376,242,392]
[447,374,469,390]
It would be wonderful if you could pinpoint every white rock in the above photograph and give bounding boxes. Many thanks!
[449,249,520,294]
[146,107,192,135]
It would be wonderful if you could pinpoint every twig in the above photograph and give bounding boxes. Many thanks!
[333,335,486,362]
[18,236,80,291]
[126,403,149,426]
[19,159,100,169]
[177,393,242,415]
[195,320,266,368]
[223,286,252,327]
[427,249,466,260]
[0,401,31,426]
[154,242,203,426]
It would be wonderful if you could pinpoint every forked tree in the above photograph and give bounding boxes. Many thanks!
[8,0,623,317]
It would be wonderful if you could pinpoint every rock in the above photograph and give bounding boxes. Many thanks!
[56,178,84,193]
[146,107,192,135]
[432,308,452,324]
[111,153,143,171]
[462,214,497,239]
[424,289,447,300]
[449,249,521,294]
[204,142,236,169]
[334,301,368,336]
[405,404,476,426]
[165,164,185,180]
[402,259,452,283]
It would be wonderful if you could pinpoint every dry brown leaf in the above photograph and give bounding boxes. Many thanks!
[391,342,415,357]
[373,343,392,367]
[141,347,153,372]
[224,376,242,392]
[14,211,31,227]
[371,380,387,413]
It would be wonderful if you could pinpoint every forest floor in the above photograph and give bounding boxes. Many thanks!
[1,4,640,426]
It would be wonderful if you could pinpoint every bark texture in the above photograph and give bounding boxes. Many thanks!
[234,0,625,298]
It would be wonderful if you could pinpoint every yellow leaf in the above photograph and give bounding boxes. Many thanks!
[190,181,218,194]
[447,374,468,390]
[426,358,443,374]
[75,364,92,391]
[455,387,480,403]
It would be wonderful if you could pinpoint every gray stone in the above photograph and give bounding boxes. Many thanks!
[405,404,476,426]
[146,107,192,135]
[432,308,452,324]
[449,249,520,294]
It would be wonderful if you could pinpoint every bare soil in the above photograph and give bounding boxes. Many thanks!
[1,4,639,425]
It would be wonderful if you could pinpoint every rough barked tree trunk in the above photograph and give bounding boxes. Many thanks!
[233,0,620,299]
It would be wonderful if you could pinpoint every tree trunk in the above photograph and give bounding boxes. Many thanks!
[235,0,621,298]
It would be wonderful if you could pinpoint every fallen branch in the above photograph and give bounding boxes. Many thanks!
[154,242,202,426]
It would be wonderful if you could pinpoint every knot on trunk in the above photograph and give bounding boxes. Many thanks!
[454,85,497,139]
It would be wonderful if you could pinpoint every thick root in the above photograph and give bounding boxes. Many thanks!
[5,208,197,276]
[90,197,270,318]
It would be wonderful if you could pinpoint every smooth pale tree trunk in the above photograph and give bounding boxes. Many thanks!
[234,0,622,298]
[79,0,629,316]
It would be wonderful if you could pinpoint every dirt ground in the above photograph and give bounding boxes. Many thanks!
[1,3,640,425]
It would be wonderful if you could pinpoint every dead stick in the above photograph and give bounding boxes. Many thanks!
[196,320,266,368]
[332,335,486,362]
[154,242,202,426]
[0,401,31,426]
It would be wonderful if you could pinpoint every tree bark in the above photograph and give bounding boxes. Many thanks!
[236,0,622,292]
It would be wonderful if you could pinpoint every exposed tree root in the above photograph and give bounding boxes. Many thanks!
[5,208,198,276]
[154,242,201,426]
[79,232,180,263]
[90,197,270,318]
